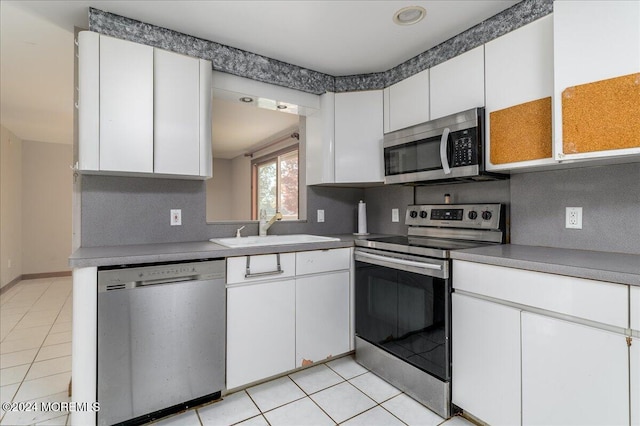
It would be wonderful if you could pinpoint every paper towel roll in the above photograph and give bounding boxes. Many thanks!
[357,200,368,234]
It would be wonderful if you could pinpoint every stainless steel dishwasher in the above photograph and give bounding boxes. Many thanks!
[97,259,225,426]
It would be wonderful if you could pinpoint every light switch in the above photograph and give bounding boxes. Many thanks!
[317,209,325,223]
[392,208,400,222]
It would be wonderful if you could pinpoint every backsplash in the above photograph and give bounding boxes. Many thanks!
[89,0,552,94]
[510,162,640,254]
[81,175,364,247]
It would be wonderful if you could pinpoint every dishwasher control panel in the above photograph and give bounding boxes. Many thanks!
[98,259,225,292]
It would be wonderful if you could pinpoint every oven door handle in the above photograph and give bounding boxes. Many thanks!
[440,127,451,175]
[356,251,442,271]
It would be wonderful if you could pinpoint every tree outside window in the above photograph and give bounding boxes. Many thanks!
[252,147,298,220]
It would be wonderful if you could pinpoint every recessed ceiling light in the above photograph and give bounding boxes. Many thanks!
[239,96,253,103]
[276,105,287,110]
[393,6,426,26]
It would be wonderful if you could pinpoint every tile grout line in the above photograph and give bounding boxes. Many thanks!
[287,371,340,425]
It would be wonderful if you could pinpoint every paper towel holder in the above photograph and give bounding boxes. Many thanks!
[354,200,370,236]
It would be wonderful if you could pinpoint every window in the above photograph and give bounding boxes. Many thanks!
[252,146,299,220]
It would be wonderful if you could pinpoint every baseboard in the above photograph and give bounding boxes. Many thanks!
[0,271,72,295]
[22,271,72,280]
[0,275,23,295]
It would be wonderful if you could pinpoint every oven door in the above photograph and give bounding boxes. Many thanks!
[355,249,451,382]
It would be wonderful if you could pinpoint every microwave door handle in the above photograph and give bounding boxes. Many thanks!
[440,127,451,175]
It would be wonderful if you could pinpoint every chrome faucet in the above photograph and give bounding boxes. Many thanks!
[259,210,283,236]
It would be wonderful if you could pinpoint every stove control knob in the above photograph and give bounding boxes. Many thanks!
[410,210,418,219]
[468,211,478,220]
[482,211,493,221]
[419,210,428,219]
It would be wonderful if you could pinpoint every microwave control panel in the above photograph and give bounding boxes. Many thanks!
[451,129,478,167]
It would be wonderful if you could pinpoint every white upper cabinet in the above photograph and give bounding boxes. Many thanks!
[154,49,213,177]
[429,46,485,120]
[306,90,383,185]
[154,49,200,176]
[78,31,213,179]
[553,0,640,162]
[99,35,154,174]
[305,92,335,185]
[383,69,430,133]
[484,15,555,171]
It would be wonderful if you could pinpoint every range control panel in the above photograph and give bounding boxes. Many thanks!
[405,204,502,230]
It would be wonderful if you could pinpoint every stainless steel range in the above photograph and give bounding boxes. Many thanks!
[354,203,505,418]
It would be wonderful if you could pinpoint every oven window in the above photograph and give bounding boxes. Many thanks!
[355,261,449,381]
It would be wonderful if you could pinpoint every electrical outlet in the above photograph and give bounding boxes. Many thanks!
[565,207,582,229]
[317,209,325,223]
[171,209,182,226]
[392,208,399,222]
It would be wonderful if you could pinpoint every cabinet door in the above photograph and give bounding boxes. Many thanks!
[553,0,640,161]
[485,15,555,171]
[385,69,430,133]
[430,46,485,120]
[99,35,154,173]
[334,90,384,183]
[226,279,295,389]
[632,338,640,426]
[154,49,201,176]
[632,286,640,426]
[522,312,629,426]
[452,293,521,426]
[305,92,336,185]
[296,271,350,366]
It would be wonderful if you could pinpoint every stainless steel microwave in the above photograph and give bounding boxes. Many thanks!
[383,107,506,184]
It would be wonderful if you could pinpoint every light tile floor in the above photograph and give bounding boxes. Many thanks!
[1,278,475,426]
[1,277,72,426]
[156,357,475,426]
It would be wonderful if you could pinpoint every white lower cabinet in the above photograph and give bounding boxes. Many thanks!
[521,312,629,426]
[452,260,633,425]
[632,338,640,426]
[452,293,521,426]
[226,248,351,389]
[226,278,296,389]
[631,286,640,426]
[296,271,350,367]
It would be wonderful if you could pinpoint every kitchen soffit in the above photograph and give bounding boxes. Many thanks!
[0,1,519,145]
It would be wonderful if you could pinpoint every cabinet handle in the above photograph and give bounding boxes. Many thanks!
[245,253,284,278]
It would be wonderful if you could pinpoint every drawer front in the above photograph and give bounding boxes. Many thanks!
[227,253,296,284]
[296,248,351,276]
[453,260,628,328]
[631,286,640,332]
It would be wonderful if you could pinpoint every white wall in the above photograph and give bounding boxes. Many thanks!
[206,158,233,221]
[1,126,23,288]
[21,140,72,274]
[231,155,252,220]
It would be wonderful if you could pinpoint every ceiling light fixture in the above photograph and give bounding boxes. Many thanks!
[239,96,253,103]
[393,6,426,26]
[276,105,287,110]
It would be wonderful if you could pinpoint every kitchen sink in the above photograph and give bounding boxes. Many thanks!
[210,234,340,248]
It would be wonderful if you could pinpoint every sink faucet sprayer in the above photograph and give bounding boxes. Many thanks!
[259,210,283,236]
